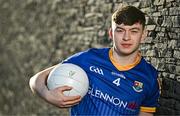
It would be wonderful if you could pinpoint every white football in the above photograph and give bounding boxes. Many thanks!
[47,63,89,97]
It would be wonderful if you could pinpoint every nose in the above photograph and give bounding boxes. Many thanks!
[122,31,130,41]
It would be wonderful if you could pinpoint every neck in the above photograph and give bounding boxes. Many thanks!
[112,48,139,66]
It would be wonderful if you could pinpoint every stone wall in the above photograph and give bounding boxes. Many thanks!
[0,0,179,115]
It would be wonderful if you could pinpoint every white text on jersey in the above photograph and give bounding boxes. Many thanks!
[88,87,128,108]
[90,66,104,75]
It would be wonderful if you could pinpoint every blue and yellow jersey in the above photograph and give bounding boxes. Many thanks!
[62,48,160,115]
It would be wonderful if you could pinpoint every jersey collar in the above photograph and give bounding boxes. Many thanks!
[109,48,141,71]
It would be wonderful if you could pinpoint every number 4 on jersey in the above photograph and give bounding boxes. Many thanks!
[113,78,121,86]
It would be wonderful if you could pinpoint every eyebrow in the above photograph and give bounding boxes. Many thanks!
[116,26,141,30]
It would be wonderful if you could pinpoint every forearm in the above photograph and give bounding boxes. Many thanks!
[29,64,82,108]
[29,66,56,99]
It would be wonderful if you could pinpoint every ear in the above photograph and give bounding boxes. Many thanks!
[108,28,113,39]
[141,29,148,43]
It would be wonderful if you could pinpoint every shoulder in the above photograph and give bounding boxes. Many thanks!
[63,47,109,63]
[68,48,108,58]
[140,57,158,79]
[140,58,160,95]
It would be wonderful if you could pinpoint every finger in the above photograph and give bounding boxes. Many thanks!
[60,104,77,108]
[63,95,81,101]
[56,85,72,92]
[61,85,73,92]
[62,97,82,106]
[65,97,81,105]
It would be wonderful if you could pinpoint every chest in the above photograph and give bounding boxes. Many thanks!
[82,61,150,108]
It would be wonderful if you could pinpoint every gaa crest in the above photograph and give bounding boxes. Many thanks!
[69,70,76,77]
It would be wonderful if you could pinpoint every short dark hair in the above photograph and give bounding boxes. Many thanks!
[112,5,146,28]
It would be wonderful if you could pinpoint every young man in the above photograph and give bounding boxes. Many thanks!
[29,5,160,116]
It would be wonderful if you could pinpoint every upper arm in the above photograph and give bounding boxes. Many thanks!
[140,78,160,113]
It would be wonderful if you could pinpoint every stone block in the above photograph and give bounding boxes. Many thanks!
[155,43,167,49]
[157,5,164,10]
[161,8,169,15]
[177,60,180,65]
[166,1,173,7]
[161,27,166,32]
[173,50,180,59]
[165,64,176,74]
[84,12,104,26]
[146,24,156,31]
[161,77,175,95]
[150,58,158,68]
[177,39,180,48]
[168,40,177,49]
[157,62,166,71]
[161,16,173,27]
[158,49,173,58]
[168,33,177,39]
[146,50,156,56]
[174,81,180,95]
[169,7,180,15]
[115,0,123,3]
[158,32,165,37]
[176,66,180,75]
[123,0,138,3]
[144,37,153,43]
[166,0,175,2]
[172,16,180,27]
[154,0,165,5]
[165,58,175,64]
[152,12,161,16]
[162,72,176,80]
[176,76,180,82]
[132,2,140,8]
[172,27,180,33]
[139,0,152,8]
[100,4,112,13]
[155,26,162,31]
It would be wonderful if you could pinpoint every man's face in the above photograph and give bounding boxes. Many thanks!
[110,22,146,56]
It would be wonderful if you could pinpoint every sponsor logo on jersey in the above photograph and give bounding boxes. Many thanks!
[132,81,143,92]
[111,72,126,79]
[89,66,104,75]
[88,87,128,109]
[126,101,138,111]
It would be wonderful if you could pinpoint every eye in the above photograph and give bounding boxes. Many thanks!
[116,28,124,32]
[131,30,139,33]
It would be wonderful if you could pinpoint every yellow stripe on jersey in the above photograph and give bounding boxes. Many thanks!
[109,48,141,71]
[140,106,156,112]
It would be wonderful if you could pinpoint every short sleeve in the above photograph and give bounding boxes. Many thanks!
[61,51,85,65]
[140,78,160,113]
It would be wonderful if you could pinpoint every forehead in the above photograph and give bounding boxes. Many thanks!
[112,22,143,30]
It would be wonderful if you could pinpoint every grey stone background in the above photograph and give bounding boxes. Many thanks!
[0,0,179,115]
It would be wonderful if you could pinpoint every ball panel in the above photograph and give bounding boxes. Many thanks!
[47,63,89,97]
[66,89,81,96]
[49,63,89,84]
[48,76,88,97]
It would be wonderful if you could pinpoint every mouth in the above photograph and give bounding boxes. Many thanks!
[121,43,132,48]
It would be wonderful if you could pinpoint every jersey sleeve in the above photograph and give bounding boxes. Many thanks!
[140,78,160,113]
[60,49,90,67]
[62,52,83,64]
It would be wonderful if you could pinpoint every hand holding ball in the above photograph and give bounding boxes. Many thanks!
[47,63,89,98]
